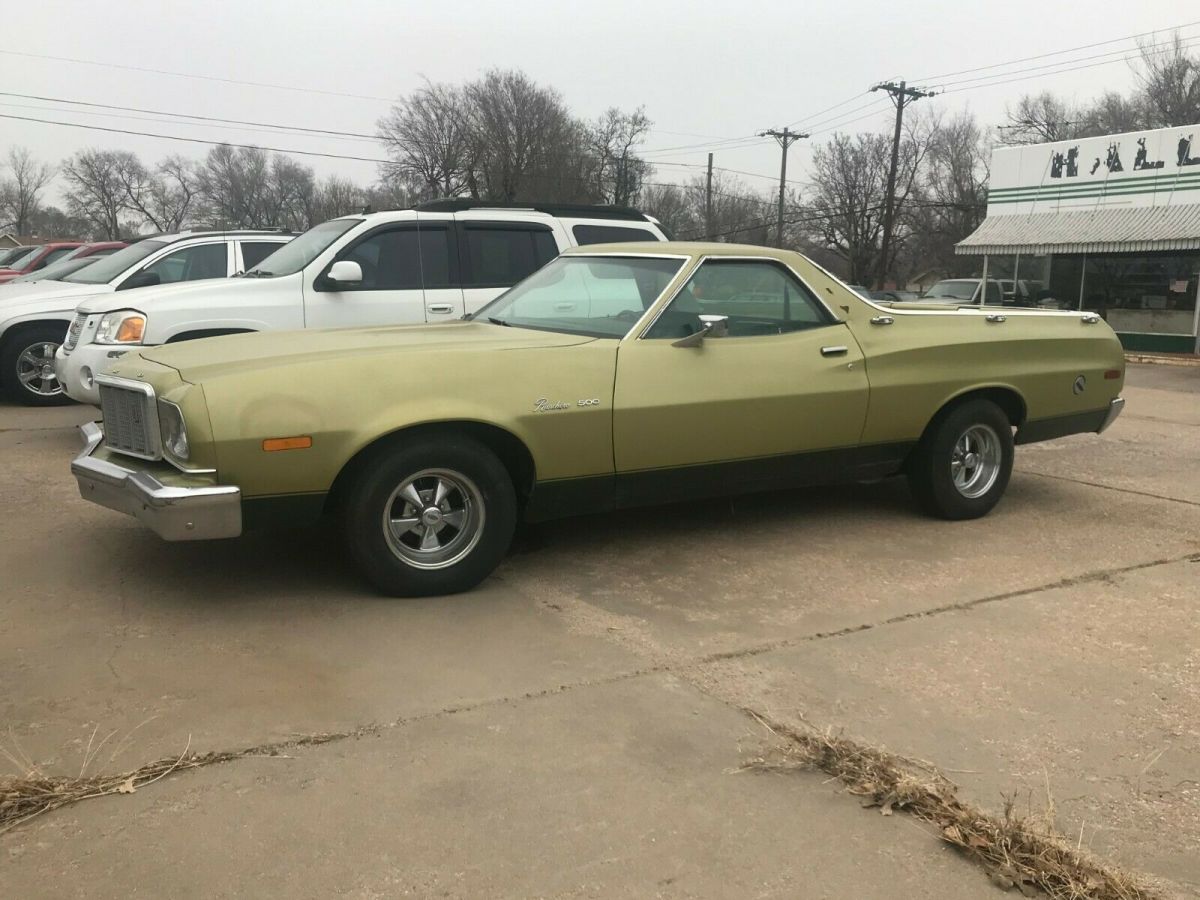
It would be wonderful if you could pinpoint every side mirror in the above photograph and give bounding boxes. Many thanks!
[672,314,729,348]
[326,260,362,286]
[118,270,162,291]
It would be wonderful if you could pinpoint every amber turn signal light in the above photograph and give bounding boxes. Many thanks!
[262,436,313,452]
[115,316,146,343]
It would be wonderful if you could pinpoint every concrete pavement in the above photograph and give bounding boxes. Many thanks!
[2,363,1196,897]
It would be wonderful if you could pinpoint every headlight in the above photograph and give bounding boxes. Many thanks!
[94,310,146,344]
[158,399,189,461]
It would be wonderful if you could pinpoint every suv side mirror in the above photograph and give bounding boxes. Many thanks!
[672,314,729,348]
[326,260,362,287]
[119,270,162,291]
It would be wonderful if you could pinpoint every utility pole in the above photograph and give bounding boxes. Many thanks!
[759,127,807,248]
[871,80,934,289]
[705,152,714,241]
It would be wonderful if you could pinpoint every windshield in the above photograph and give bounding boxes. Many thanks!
[0,247,33,267]
[7,257,98,283]
[243,218,357,276]
[473,255,685,338]
[62,240,167,284]
[3,246,43,270]
[924,280,978,301]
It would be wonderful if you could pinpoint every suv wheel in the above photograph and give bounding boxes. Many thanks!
[342,436,517,596]
[1,325,73,406]
[907,399,1014,519]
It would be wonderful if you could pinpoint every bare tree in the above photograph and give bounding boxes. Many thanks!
[465,69,584,201]
[378,80,476,199]
[807,133,889,283]
[588,107,652,205]
[62,149,135,239]
[999,92,1086,145]
[0,147,55,235]
[1135,32,1200,127]
[121,155,200,232]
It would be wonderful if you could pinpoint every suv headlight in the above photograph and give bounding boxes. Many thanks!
[158,399,189,461]
[94,310,146,344]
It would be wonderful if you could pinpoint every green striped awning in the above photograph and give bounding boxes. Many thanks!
[956,203,1200,256]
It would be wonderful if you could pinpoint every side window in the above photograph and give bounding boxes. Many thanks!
[335,226,451,290]
[240,241,283,271]
[645,260,832,339]
[143,243,229,284]
[462,225,554,288]
[572,224,659,245]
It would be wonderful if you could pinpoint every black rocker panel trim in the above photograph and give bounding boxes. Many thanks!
[1015,407,1109,445]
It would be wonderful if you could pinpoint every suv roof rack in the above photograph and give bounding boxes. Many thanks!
[412,200,651,222]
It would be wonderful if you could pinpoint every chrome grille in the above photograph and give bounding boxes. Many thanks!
[99,383,160,459]
[64,312,87,351]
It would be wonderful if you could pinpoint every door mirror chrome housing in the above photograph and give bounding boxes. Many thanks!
[326,260,363,285]
[672,314,729,348]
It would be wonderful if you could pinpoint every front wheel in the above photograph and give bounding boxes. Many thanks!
[341,436,517,596]
[907,399,1014,519]
[1,324,74,406]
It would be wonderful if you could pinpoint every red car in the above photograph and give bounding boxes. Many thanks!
[0,241,127,285]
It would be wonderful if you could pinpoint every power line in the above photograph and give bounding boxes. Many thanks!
[786,91,870,128]
[0,91,381,141]
[913,19,1200,82]
[0,49,395,103]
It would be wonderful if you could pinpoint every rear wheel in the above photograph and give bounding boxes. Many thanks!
[907,399,1014,519]
[1,324,73,406]
[341,436,517,596]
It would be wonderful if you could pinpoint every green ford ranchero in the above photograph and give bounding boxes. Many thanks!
[73,243,1126,596]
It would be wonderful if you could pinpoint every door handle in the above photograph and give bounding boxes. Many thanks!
[427,304,454,314]
[821,345,848,357]
[870,315,894,326]
[985,314,1007,323]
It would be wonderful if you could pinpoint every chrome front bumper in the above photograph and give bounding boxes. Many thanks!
[72,422,242,540]
[1097,397,1125,434]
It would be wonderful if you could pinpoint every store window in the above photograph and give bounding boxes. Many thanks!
[1081,252,1199,337]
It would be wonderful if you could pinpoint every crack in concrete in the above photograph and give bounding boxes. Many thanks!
[1018,469,1200,508]
[696,552,1200,665]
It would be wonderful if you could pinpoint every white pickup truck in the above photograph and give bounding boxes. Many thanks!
[56,202,668,405]
[0,230,292,405]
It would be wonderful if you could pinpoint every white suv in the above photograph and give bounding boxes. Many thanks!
[0,230,292,406]
[56,203,667,405]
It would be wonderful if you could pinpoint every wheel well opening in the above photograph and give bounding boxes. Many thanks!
[925,387,1027,437]
[324,421,536,515]
[0,319,72,387]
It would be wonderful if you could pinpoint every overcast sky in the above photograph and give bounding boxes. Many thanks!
[1,0,1194,210]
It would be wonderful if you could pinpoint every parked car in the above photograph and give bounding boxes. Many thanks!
[0,242,83,284]
[920,278,1007,305]
[0,246,37,268]
[71,242,1125,597]
[2,242,127,285]
[0,231,292,405]
[56,202,668,405]
[870,289,920,302]
[5,256,102,284]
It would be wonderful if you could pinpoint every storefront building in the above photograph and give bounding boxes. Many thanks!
[958,123,1200,354]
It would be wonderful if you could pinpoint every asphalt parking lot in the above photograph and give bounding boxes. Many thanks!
[2,363,1198,898]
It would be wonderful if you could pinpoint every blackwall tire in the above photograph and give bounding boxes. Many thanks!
[341,436,517,597]
[1,325,74,406]
[907,399,1014,520]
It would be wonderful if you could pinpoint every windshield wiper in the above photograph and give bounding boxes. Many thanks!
[487,316,511,327]
[243,269,274,278]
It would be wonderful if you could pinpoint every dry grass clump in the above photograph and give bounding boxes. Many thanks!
[0,727,352,835]
[742,721,1157,900]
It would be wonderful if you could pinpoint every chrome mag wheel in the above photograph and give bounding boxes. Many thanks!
[381,468,486,570]
[950,424,1002,499]
[16,341,63,397]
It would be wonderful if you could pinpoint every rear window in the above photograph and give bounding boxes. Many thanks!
[572,224,660,246]
[462,225,558,288]
[240,241,285,271]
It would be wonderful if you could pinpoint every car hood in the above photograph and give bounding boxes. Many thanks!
[0,279,116,304]
[137,320,599,384]
[75,275,266,314]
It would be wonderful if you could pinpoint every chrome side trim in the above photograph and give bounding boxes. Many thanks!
[73,422,241,541]
[1097,397,1125,434]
